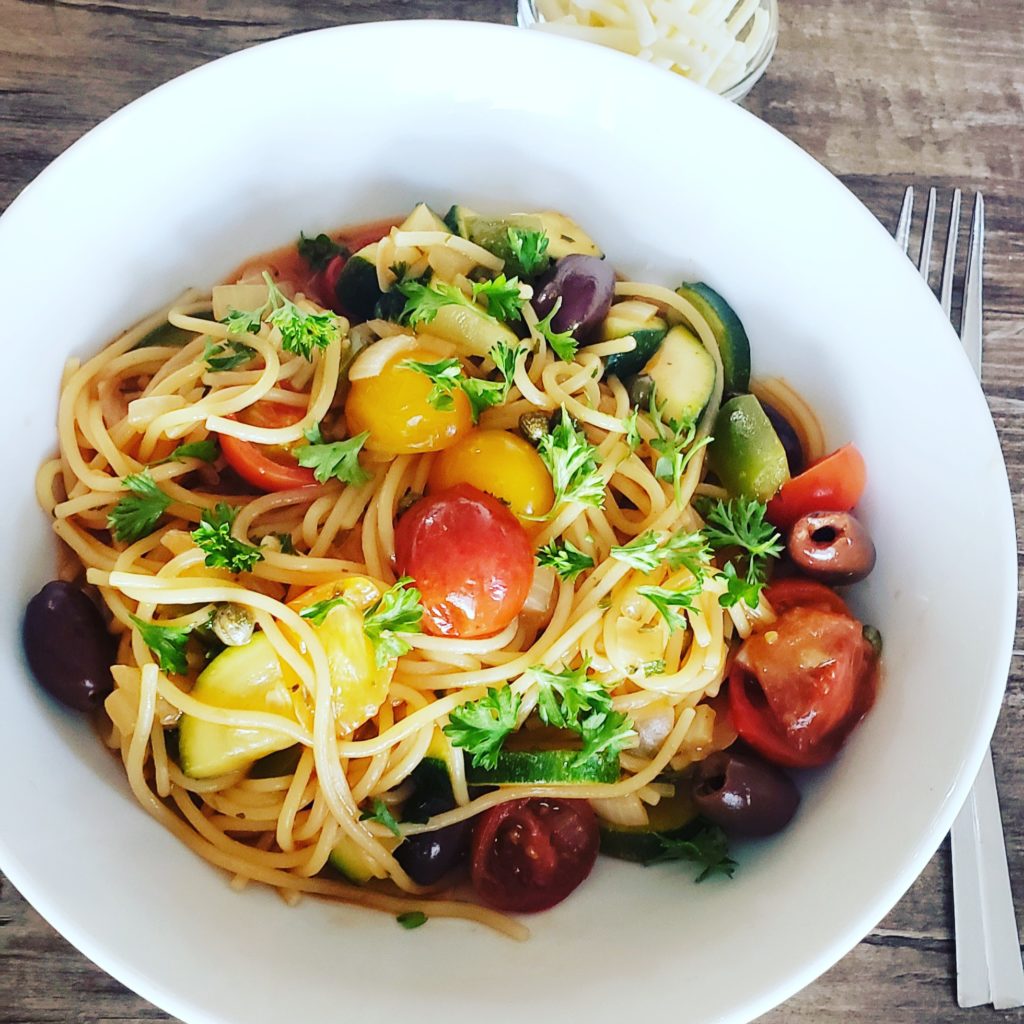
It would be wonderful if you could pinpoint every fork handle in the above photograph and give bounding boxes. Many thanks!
[952,750,1024,1008]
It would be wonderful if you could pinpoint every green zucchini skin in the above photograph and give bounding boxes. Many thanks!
[466,748,620,786]
[676,282,751,395]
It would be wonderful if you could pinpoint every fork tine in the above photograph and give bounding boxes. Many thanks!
[895,187,914,254]
[940,188,962,316]
[918,187,937,278]
[960,192,984,377]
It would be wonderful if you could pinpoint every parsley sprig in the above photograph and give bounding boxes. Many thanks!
[363,578,424,668]
[191,503,264,574]
[359,797,402,838]
[636,579,705,633]
[536,538,595,581]
[162,439,219,464]
[400,357,464,411]
[506,226,550,277]
[702,498,783,608]
[294,425,372,485]
[297,231,348,271]
[443,686,522,771]
[534,408,605,515]
[108,471,172,543]
[645,822,737,882]
[611,530,712,577]
[394,278,473,329]
[647,386,712,506]
[528,662,636,764]
[129,614,194,675]
[222,272,342,360]
[534,298,578,362]
[471,274,524,322]
[203,337,256,372]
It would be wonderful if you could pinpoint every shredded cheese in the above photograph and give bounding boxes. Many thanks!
[530,0,772,94]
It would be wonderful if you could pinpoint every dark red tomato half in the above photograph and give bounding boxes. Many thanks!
[766,443,867,531]
[305,253,349,312]
[394,484,534,639]
[217,400,317,493]
[764,578,851,617]
[470,798,600,913]
[729,605,875,769]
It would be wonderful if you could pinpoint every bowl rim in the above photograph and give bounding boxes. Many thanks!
[0,18,1017,1024]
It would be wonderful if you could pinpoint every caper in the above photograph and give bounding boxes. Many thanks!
[518,410,551,446]
[862,624,883,656]
[628,373,655,409]
[211,603,254,647]
[397,490,423,517]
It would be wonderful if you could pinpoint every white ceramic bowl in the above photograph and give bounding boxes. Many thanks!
[0,20,1015,1024]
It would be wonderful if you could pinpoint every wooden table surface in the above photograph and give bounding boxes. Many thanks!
[1,1,1022,1021]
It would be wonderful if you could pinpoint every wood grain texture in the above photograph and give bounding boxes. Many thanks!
[1,1,1022,1021]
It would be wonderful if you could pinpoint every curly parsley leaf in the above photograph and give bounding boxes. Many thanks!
[536,538,595,581]
[534,408,605,515]
[108,471,172,542]
[527,662,635,764]
[400,357,464,412]
[506,226,550,277]
[359,797,402,839]
[471,274,524,322]
[444,685,522,771]
[222,272,342,360]
[396,911,427,930]
[129,614,193,675]
[191,503,264,573]
[647,385,713,506]
[203,337,257,371]
[363,577,423,668]
[297,231,348,271]
[637,579,704,633]
[645,822,737,882]
[623,408,643,451]
[702,498,783,609]
[611,530,712,578]
[534,298,578,362]
[395,278,473,329]
[299,594,350,627]
[163,439,219,464]
[294,425,372,486]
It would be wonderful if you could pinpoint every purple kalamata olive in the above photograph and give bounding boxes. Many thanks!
[760,400,805,476]
[692,748,800,837]
[531,254,615,343]
[788,510,876,584]
[395,789,472,886]
[23,580,115,712]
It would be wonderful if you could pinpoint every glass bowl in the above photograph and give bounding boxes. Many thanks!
[516,0,779,103]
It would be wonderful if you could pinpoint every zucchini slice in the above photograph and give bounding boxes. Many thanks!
[329,832,400,885]
[422,302,520,358]
[399,202,449,233]
[643,325,717,425]
[466,748,620,786]
[535,211,603,260]
[600,300,669,380]
[676,282,751,395]
[707,394,790,501]
[333,243,381,321]
[177,633,299,780]
[134,320,204,349]
[599,787,699,863]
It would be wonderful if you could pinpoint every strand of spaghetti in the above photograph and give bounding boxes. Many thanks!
[205,335,341,444]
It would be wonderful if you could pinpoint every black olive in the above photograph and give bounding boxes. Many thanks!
[788,510,876,584]
[395,786,472,886]
[692,748,800,837]
[628,374,655,409]
[22,581,115,712]
[531,255,615,342]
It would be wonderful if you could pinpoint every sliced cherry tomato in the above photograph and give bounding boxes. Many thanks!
[306,253,349,312]
[428,429,554,520]
[470,798,599,913]
[217,400,317,492]
[764,578,851,617]
[394,484,534,638]
[729,606,874,768]
[345,346,472,456]
[766,443,867,531]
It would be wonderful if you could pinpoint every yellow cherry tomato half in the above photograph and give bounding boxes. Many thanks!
[428,429,554,519]
[287,576,393,736]
[345,346,472,455]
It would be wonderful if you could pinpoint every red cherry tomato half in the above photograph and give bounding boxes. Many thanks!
[729,606,875,768]
[217,400,317,493]
[764,578,851,617]
[394,484,534,638]
[470,798,600,913]
[766,443,867,531]
[306,253,349,312]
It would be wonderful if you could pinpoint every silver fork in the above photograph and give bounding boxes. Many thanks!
[896,187,1024,1010]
